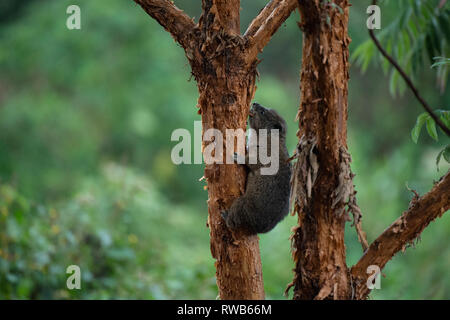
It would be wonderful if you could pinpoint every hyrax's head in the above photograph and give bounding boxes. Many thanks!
[249,102,287,138]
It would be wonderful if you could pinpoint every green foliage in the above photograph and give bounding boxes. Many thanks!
[411,113,431,143]
[436,145,450,170]
[352,0,450,95]
[432,57,450,88]
[352,0,450,172]
[432,57,450,68]
[411,110,450,169]
[0,163,217,299]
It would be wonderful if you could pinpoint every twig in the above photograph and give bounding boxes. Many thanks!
[245,0,280,36]
[247,0,298,59]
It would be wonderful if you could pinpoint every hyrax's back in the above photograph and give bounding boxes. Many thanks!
[245,161,291,233]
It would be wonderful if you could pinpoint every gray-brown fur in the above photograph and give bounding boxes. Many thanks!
[221,102,291,234]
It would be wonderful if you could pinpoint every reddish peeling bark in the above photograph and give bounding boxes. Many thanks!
[289,0,352,300]
[288,0,449,300]
[192,2,262,296]
[197,73,263,299]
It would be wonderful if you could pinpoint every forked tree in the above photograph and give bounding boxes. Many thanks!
[133,0,450,300]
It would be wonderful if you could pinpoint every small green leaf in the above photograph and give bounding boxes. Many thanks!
[431,57,450,68]
[442,112,450,128]
[430,18,442,53]
[436,145,450,171]
[411,113,429,143]
[443,145,450,163]
[438,15,450,43]
[411,0,420,17]
[389,69,400,96]
[426,117,438,141]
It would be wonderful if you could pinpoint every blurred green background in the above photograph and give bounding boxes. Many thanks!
[0,0,448,299]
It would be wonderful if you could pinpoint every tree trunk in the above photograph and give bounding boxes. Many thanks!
[193,44,265,300]
[196,73,265,299]
[185,0,264,300]
[289,0,352,300]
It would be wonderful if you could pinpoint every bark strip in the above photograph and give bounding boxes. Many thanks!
[247,0,298,59]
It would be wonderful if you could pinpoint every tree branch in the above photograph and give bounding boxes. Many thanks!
[133,0,197,50]
[369,0,450,137]
[351,170,450,299]
[246,0,298,59]
[244,0,280,37]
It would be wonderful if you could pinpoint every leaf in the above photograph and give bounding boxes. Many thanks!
[426,117,439,141]
[436,145,450,171]
[402,30,411,56]
[411,36,424,74]
[436,149,444,171]
[431,57,450,68]
[411,113,429,143]
[440,111,450,128]
[425,34,435,63]
[444,145,450,163]
[389,69,400,96]
[430,18,442,54]
[438,15,450,43]
[402,7,413,29]
[411,0,420,17]
[351,40,374,73]
[408,17,418,37]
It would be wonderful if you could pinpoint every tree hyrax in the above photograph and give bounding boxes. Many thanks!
[222,102,291,234]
